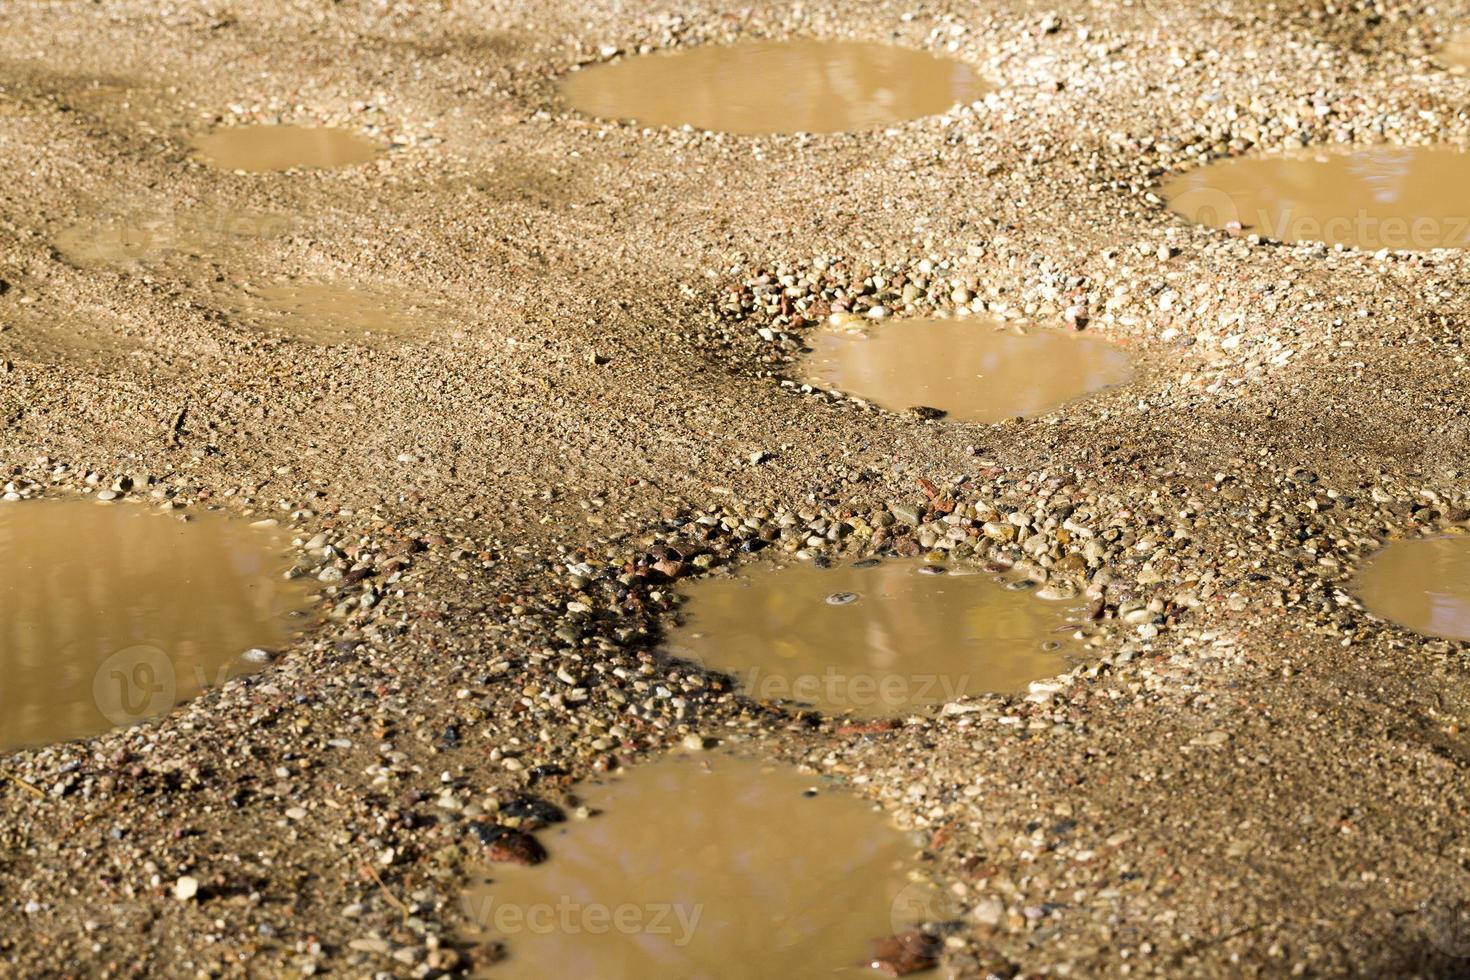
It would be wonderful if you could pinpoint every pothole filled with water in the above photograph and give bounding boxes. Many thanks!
[1163,147,1470,250]
[800,315,1133,423]
[54,211,294,266]
[663,557,1088,717]
[191,124,381,172]
[561,40,989,135]
[462,753,935,978]
[1439,30,1470,71]
[0,500,313,753]
[1354,536,1470,641]
[226,282,447,344]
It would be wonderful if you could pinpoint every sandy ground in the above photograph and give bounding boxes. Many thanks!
[2,0,1470,975]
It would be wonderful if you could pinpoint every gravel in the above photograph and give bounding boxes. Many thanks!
[1,0,1469,976]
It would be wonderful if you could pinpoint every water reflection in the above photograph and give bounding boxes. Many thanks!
[1355,536,1470,641]
[800,316,1133,423]
[664,558,1087,717]
[0,501,311,752]
[561,40,989,135]
[463,754,926,978]
[1163,148,1470,250]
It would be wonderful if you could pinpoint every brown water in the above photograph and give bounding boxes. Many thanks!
[55,211,293,266]
[191,125,380,172]
[0,501,311,753]
[664,558,1088,717]
[801,316,1133,423]
[1162,147,1470,250]
[1354,536,1470,641]
[561,40,989,135]
[1439,31,1470,71]
[463,753,930,978]
[228,282,444,344]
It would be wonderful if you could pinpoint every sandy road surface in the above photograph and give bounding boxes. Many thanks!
[1,0,1470,975]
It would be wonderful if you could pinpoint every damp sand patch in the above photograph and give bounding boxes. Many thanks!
[225,281,451,345]
[191,124,381,172]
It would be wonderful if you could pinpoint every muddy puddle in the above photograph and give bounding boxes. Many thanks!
[1163,147,1470,250]
[191,124,381,172]
[1354,536,1470,641]
[561,40,989,135]
[54,210,293,266]
[663,557,1087,717]
[800,315,1133,423]
[462,753,933,978]
[0,500,312,753]
[226,282,447,344]
[1439,30,1470,71]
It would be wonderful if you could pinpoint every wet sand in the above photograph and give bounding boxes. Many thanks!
[1,1,1470,977]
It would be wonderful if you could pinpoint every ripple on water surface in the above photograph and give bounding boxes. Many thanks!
[191,124,381,172]
[562,39,990,135]
[801,315,1133,423]
[664,557,1089,717]
[1354,536,1470,641]
[1163,147,1470,250]
[463,753,932,978]
[0,501,313,753]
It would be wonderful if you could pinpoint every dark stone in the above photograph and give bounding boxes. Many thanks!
[467,823,547,866]
[501,797,566,826]
[867,931,941,976]
[343,566,375,585]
